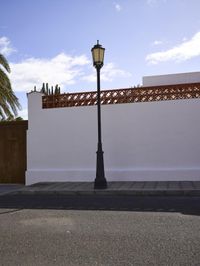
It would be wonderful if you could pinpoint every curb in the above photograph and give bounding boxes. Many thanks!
[5,189,200,197]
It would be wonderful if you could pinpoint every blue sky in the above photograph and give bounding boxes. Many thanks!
[1,0,200,119]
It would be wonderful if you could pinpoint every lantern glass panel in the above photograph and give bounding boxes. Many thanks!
[91,42,105,67]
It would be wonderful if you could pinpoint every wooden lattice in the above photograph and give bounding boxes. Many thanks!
[42,82,200,109]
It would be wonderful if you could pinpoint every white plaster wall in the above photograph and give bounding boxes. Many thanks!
[143,72,200,86]
[26,92,200,185]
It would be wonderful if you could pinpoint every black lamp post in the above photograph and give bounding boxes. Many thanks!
[91,40,107,189]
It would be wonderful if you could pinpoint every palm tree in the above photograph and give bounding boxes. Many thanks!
[0,53,21,120]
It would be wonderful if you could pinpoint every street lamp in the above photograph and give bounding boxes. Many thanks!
[91,40,107,189]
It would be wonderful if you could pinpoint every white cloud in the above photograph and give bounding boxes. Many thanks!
[10,53,90,92]
[18,108,28,120]
[147,0,167,5]
[0,36,16,56]
[146,31,200,64]
[83,62,131,82]
[147,0,156,4]
[102,63,131,81]
[152,40,163,46]
[114,3,121,11]
[10,53,131,92]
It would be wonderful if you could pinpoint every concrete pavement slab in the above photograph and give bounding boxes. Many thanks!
[1,181,200,197]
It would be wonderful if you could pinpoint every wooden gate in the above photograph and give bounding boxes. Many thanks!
[0,121,28,184]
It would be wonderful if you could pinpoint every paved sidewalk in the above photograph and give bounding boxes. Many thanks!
[0,184,25,196]
[2,181,200,196]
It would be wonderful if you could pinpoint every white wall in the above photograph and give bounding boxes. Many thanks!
[143,72,200,86]
[26,92,200,185]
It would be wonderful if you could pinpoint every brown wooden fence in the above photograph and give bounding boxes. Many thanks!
[0,121,28,184]
[42,82,200,109]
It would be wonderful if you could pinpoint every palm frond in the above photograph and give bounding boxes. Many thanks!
[0,54,21,119]
[0,54,11,73]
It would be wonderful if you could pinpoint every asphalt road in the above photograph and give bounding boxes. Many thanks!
[0,195,200,266]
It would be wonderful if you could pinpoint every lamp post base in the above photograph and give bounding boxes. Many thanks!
[94,144,107,189]
[94,179,107,189]
[94,175,107,189]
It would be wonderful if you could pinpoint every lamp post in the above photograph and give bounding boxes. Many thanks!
[91,40,107,189]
